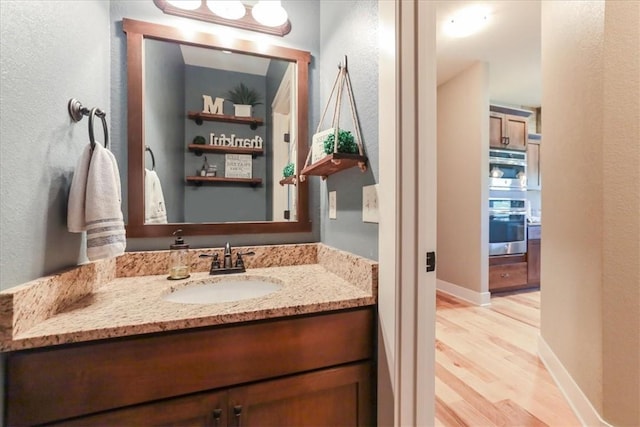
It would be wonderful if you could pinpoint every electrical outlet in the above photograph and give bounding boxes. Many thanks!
[362,184,379,223]
[329,191,337,219]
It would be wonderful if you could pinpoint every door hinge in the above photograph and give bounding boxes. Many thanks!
[426,251,436,272]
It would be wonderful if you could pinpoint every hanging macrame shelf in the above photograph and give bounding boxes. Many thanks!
[299,56,367,181]
[279,176,297,186]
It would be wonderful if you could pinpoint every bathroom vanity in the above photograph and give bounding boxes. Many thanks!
[1,244,377,426]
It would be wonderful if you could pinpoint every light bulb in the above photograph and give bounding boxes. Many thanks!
[252,1,288,27]
[206,1,246,20]
[166,0,202,10]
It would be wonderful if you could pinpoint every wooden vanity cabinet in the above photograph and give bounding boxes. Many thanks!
[6,307,375,427]
[489,110,529,151]
[53,364,372,427]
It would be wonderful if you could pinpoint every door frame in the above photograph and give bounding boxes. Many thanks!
[378,0,437,425]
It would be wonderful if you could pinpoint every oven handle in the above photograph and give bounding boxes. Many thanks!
[489,209,527,215]
[489,158,527,167]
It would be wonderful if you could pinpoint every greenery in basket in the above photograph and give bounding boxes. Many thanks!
[192,135,206,145]
[323,129,357,154]
[283,162,295,178]
[226,83,263,106]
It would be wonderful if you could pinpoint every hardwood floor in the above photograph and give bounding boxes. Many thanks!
[435,290,580,426]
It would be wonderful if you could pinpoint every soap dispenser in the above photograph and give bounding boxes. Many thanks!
[168,229,190,280]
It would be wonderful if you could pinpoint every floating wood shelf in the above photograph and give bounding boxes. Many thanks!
[300,153,367,181]
[279,176,297,186]
[188,144,263,157]
[187,111,264,129]
[186,176,262,186]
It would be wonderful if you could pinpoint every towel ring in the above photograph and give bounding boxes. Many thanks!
[89,107,108,150]
[145,145,156,170]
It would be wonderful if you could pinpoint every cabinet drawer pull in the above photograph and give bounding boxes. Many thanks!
[500,273,510,278]
[234,405,243,427]
[212,408,222,425]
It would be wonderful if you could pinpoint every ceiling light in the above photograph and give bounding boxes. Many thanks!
[206,1,246,20]
[166,0,202,10]
[444,5,490,38]
[252,1,288,27]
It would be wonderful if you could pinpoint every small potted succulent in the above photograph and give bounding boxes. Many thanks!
[323,129,358,154]
[282,162,295,178]
[226,83,263,117]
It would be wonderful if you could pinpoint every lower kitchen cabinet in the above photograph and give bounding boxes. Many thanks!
[489,258,528,292]
[6,307,375,426]
[527,225,541,286]
[53,363,372,427]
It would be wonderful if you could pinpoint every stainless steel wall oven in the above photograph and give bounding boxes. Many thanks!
[489,197,527,255]
[489,148,527,191]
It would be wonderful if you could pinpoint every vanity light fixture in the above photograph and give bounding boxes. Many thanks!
[251,1,288,27]
[207,1,245,20]
[153,0,292,37]
[444,5,490,38]
[166,0,201,10]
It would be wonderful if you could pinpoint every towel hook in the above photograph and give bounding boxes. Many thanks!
[145,145,156,170]
[88,107,108,150]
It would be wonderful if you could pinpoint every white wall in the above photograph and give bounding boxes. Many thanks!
[436,62,489,295]
[541,1,639,425]
[601,1,640,424]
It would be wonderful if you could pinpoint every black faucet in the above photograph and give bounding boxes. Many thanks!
[200,242,254,275]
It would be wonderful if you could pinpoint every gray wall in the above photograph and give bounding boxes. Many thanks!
[319,0,379,261]
[144,38,185,223]
[0,0,111,420]
[0,0,111,287]
[184,67,267,223]
[109,0,321,251]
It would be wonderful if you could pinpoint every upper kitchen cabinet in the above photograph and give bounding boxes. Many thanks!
[527,133,542,190]
[489,105,531,151]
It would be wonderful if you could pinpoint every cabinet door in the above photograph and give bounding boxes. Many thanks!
[228,363,373,427]
[489,112,506,148]
[527,141,541,190]
[50,391,228,427]
[528,239,541,286]
[489,262,528,291]
[505,114,528,150]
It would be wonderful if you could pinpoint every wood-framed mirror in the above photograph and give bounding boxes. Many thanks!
[123,18,310,238]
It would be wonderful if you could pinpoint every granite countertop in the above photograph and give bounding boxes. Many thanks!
[0,244,377,352]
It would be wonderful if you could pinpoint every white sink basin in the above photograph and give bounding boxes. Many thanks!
[164,277,282,304]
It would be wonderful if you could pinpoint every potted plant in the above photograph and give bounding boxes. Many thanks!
[226,83,263,117]
[323,129,358,155]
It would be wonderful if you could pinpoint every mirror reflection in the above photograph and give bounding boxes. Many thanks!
[143,39,298,225]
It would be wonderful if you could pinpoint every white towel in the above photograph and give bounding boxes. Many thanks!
[144,168,168,224]
[68,143,126,260]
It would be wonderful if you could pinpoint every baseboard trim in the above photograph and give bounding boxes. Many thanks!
[436,279,491,306]
[537,335,613,427]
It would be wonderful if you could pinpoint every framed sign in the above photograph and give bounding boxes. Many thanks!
[224,154,252,179]
[311,128,335,165]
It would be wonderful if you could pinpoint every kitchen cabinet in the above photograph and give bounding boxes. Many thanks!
[489,108,530,151]
[527,225,541,286]
[527,134,542,190]
[6,307,375,426]
[489,254,528,292]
